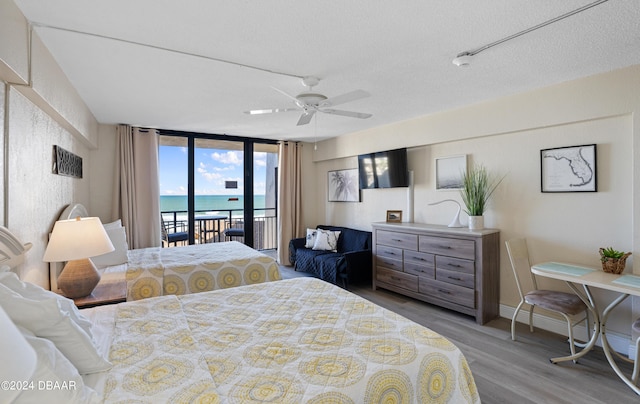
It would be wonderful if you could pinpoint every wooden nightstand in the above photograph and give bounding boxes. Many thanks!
[72,280,127,308]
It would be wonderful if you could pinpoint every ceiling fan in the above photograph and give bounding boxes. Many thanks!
[244,76,372,126]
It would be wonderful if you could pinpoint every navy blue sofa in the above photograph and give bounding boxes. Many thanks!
[288,225,372,289]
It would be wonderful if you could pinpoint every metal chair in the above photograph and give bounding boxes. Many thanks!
[161,217,188,247]
[224,220,244,241]
[506,238,590,359]
[224,228,244,240]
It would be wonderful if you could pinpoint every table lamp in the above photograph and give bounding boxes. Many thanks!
[43,217,114,298]
[428,199,464,228]
[0,306,37,403]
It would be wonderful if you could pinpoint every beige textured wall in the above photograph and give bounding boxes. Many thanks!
[1,3,99,288]
[310,65,640,341]
[6,89,90,287]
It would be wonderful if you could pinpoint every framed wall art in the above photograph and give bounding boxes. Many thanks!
[328,168,360,202]
[435,155,467,190]
[540,144,597,192]
[52,145,83,178]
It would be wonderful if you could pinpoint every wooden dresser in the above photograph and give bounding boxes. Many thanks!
[372,222,500,325]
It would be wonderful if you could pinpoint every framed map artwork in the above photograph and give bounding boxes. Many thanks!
[540,144,597,192]
[328,168,360,202]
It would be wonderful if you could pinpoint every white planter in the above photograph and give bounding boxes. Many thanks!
[468,215,484,230]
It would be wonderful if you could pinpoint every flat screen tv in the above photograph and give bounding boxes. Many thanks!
[358,148,409,189]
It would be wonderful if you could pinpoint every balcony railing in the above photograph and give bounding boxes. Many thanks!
[161,208,277,250]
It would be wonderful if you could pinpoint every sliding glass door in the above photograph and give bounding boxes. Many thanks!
[158,136,189,246]
[159,132,278,249]
[253,143,279,250]
[194,138,244,244]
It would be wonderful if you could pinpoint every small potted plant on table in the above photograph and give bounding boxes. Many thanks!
[599,247,632,274]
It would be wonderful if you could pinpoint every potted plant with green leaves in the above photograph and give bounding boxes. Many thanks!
[460,164,504,230]
[599,247,631,274]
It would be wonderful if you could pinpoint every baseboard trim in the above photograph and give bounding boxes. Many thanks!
[500,303,633,356]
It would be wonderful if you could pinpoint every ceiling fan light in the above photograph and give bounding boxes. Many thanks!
[297,93,328,105]
[452,52,473,67]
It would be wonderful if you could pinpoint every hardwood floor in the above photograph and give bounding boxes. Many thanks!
[277,263,639,403]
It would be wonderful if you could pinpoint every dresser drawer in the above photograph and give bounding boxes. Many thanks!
[404,250,434,266]
[435,256,474,274]
[377,267,418,292]
[377,245,403,261]
[377,230,418,250]
[419,278,475,308]
[436,268,474,289]
[376,255,403,272]
[419,235,475,259]
[404,250,435,277]
[404,262,435,278]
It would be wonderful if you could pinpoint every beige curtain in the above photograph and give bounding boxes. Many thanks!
[277,141,303,265]
[111,125,161,249]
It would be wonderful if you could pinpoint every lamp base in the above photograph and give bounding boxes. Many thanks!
[57,258,101,298]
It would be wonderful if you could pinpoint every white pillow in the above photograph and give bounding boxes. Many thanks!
[102,219,122,230]
[0,269,93,338]
[17,327,101,404]
[0,284,112,374]
[0,308,37,404]
[91,226,128,267]
[312,229,341,252]
[305,228,318,248]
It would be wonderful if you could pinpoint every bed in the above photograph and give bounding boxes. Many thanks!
[49,204,281,301]
[13,279,480,403]
[1,225,480,403]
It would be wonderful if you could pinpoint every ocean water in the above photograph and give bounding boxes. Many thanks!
[161,195,269,217]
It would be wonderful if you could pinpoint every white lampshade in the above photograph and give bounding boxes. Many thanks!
[43,217,114,262]
[0,306,37,403]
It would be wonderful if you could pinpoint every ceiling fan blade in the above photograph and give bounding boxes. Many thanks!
[296,111,316,126]
[271,87,305,108]
[320,108,372,119]
[244,108,298,115]
[321,89,370,107]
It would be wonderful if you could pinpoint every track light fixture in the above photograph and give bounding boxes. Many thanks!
[452,0,609,67]
[452,52,473,67]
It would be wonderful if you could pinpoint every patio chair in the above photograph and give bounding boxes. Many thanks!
[161,216,188,247]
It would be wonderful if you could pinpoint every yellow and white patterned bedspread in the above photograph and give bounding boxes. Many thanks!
[103,278,480,403]
[125,242,281,301]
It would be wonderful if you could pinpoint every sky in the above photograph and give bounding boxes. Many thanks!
[159,145,270,196]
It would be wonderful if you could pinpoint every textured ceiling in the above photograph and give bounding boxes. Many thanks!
[12,0,640,142]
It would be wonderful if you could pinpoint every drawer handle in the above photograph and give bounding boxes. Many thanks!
[385,250,396,255]
[448,263,461,268]
[391,276,401,282]
[392,238,404,242]
[439,245,451,249]
[438,289,451,294]
[448,276,462,281]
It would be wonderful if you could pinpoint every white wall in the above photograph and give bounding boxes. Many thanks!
[310,65,640,348]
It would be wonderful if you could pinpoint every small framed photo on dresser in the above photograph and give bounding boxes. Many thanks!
[386,210,402,223]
